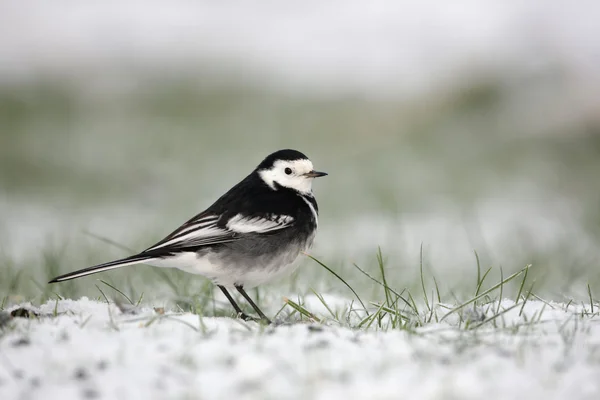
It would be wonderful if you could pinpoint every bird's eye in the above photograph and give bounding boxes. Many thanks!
[284,167,293,175]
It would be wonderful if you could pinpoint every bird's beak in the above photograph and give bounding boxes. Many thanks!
[304,170,328,178]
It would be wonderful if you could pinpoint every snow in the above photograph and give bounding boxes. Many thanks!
[1,298,600,399]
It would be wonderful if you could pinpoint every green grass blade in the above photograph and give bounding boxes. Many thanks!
[99,280,134,305]
[588,283,594,314]
[83,230,134,253]
[420,243,430,311]
[441,265,530,322]
[515,264,530,302]
[433,276,442,304]
[519,280,535,316]
[470,301,522,330]
[496,266,504,314]
[306,254,368,313]
[352,262,411,311]
[474,250,481,289]
[284,297,321,322]
[475,267,492,297]
[272,301,290,320]
[95,285,110,305]
[377,247,392,308]
[310,289,338,320]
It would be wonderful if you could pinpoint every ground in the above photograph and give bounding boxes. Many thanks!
[1,296,599,400]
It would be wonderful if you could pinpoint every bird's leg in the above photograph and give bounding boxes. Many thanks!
[235,285,272,325]
[217,285,256,322]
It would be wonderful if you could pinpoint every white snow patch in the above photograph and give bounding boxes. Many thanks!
[1,298,600,399]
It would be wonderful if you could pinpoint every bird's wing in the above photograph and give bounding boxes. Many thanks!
[225,213,295,233]
[143,213,294,253]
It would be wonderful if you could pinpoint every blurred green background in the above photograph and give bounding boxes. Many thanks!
[1,2,600,308]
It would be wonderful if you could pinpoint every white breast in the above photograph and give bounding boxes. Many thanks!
[147,245,307,289]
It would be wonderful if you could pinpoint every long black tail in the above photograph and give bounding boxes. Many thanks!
[48,254,155,283]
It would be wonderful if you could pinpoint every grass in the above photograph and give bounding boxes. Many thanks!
[2,211,600,346]
[297,250,536,332]
[3,238,598,338]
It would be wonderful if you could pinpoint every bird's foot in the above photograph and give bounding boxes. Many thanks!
[237,312,271,325]
[238,312,257,321]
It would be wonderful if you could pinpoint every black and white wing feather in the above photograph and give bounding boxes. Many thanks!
[144,212,295,253]
[226,214,295,233]
[143,214,230,251]
[48,212,295,283]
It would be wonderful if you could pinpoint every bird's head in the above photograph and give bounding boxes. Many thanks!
[257,149,327,194]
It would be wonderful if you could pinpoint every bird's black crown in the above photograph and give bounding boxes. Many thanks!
[256,149,309,170]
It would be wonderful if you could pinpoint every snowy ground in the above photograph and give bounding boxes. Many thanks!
[1,297,599,400]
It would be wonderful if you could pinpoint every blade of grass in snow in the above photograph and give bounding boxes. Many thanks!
[79,315,93,329]
[121,313,200,332]
[406,291,423,325]
[565,298,573,311]
[53,296,60,317]
[515,264,529,302]
[377,247,392,308]
[529,293,555,310]
[310,289,338,320]
[475,267,492,298]
[95,285,110,305]
[588,283,595,314]
[352,262,412,312]
[83,230,134,253]
[440,265,531,322]
[105,303,120,332]
[496,267,504,315]
[534,303,548,324]
[272,301,290,320]
[100,280,134,305]
[367,302,411,322]
[475,250,481,290]
[433,276,442,304]
[284,297,321,322]
[363,301,387,330]
[470,301,523,330]
[305,254,367,312]
[519,280,535,316]
[419,243,430,311]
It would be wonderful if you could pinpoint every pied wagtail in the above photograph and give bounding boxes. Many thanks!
[49,149,327,324]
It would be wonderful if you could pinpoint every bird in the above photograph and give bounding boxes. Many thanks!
[49,149,327,324]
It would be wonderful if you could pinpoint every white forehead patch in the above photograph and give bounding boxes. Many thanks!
[258,159,315,194]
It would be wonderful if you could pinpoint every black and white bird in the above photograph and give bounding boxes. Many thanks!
[49,149,327,324]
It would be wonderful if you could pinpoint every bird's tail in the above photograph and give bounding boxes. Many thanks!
[48,254,155,283]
